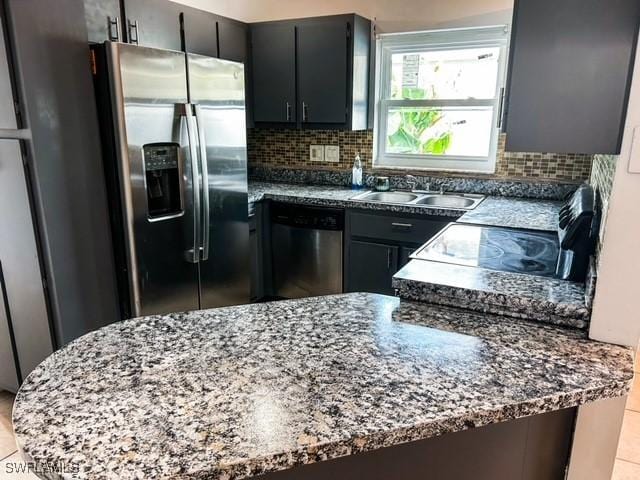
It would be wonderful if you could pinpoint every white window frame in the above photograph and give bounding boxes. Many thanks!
[373,26,510,173]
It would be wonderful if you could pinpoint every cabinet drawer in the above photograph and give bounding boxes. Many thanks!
[349,211,449,244]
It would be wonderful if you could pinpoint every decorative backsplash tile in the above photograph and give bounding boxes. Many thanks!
[247,129,594,182]
[589,154,618,257]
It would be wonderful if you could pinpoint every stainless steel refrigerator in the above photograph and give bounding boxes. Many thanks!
[94,42,249,318]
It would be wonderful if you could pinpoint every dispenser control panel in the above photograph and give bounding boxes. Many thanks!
[142,143,182,219]
[144,145,179,171]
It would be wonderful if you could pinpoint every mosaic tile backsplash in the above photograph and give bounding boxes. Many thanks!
[247,129,594,182]
[589,154,618,261]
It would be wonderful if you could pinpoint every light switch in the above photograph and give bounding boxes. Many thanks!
[325,145,340,163]
[309,145,324,162]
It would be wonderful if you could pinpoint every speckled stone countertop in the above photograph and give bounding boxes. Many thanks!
[14,293,632,480]
[249,182,464,217]
[393,261,589,329]
[458,196,562,231]
[249,182,561,230]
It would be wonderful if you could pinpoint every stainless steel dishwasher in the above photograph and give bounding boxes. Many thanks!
[271,202,344,299]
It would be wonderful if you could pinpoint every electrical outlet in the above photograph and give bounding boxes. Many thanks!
[325,145,340,163]
[309,145,324,162]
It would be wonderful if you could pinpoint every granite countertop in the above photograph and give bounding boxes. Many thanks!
[248,182,464,217]
[249,181,561,230]
[14,293,632,480]
[393,260,589,329]
[458,196,562,231]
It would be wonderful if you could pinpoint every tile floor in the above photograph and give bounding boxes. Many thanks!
[612,355,640,479]
[0,366,639,479]
[0,391,37,479]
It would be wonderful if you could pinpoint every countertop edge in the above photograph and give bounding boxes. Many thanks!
[169,381,631,480]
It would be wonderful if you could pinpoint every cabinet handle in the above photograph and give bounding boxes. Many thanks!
[128,19,139,45]
[391,222,413,230]
[497,87,505,129]
[108,16,120,42]
[286,101,291,122]
[387,248,392,269]
[302,101,308,122]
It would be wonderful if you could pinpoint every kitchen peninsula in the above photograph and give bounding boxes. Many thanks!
[13,293,632,480]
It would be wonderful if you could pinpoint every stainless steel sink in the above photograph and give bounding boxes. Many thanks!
[354,191,420,203]
[350,189,484,210]
[414,195,476,209]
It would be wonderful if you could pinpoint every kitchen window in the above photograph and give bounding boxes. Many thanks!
[373,26,509,173]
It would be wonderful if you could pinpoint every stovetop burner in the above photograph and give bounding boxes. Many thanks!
[412,224,559,278]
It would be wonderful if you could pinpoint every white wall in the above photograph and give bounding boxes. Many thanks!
[171,0,513,32]
[589,40,640,349]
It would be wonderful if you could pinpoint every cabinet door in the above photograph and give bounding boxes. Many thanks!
[84,0,122,43]
[347,241,398,295]
[218,18,248,63]
[250,23,296,123]
[504,0,640,154]
[399,246,416,270]
[123,0,182,50]
[180,6,218,57]
[298,18,348,124]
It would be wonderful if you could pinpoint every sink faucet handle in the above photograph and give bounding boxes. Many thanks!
[405,174,418,190]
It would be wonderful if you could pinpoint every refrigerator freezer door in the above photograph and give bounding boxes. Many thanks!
[0,140,53,386]
[188,55,250,308]
[109,43,200,316]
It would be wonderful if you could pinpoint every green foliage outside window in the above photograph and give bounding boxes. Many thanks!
[387,87,453,156]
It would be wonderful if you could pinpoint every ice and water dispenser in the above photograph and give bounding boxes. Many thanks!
[143,143,182,219]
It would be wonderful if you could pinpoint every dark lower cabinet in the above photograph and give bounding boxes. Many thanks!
[122,0,182,50]
[347,241,398,296]
[83,0,122,43]
[250,22,296,124]
[259,407,576,480]
[345,209,451,296]
[399,246,415,270]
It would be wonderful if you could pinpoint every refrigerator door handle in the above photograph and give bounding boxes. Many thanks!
[183,103,201,264]
[194,105,210,261]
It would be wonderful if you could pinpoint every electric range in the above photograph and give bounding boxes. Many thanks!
[411,223,560,278]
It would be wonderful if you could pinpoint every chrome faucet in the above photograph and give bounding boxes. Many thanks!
[405,174,419,191]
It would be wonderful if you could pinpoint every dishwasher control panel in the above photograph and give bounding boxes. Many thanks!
[271,203,344,231]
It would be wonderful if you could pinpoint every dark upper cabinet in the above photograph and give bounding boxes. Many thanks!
[83,0,122,43]
[250,14,371,129]
[297,19,348,125]
[218,18,249,63]
[122,0,182,51]
[503,0,640,154]
[250,22,296,124]
[180,6,218,57]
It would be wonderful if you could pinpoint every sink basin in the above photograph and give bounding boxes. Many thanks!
[355,191,420,203]
[350,189,484,210]
[414,195,476,209]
